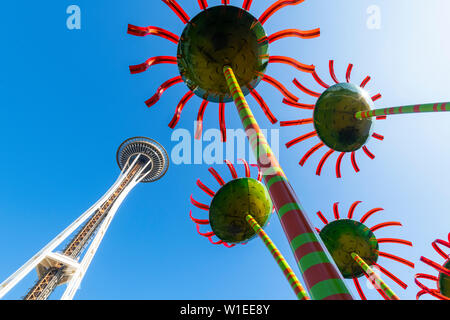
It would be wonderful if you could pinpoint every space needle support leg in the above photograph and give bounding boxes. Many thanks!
[0,166,132,299]
[62,177,141,300]
[223,65,352,300]
[246,215,310,300]
[351,253,400,300]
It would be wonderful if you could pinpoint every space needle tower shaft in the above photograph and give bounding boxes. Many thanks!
[0,137,169,300]
[24,164,142,300]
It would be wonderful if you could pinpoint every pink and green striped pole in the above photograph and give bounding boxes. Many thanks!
[246,215,310,300]
[355,102,450,120]
[351,253,400,300]
[224,65,353,300]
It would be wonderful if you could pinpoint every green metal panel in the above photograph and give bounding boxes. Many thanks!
[320,219,379,278]
[314,83,373,152]
[209,178,273,244]
[177,5,269,103]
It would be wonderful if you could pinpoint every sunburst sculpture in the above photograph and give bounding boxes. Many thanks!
[128,0,319,141]
[189,159,310,300]
[281,60,450,178]
[415,232,450,300]
[281,61,385,178]
[315,201,414,300]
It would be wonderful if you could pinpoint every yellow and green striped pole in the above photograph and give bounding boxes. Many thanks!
[246,215,310,300]
[355,102,450,120]
[351,253,400,300]
[223,65,352,300]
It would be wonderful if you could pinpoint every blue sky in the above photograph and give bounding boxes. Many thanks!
[0,0,449,300]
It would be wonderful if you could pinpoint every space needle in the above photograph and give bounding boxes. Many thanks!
[0,137,169,300]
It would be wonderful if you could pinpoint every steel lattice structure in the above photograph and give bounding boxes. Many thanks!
[0,137,168,300]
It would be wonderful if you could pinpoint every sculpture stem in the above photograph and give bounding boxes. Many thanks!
[351,253,400,300]
[246,214,310,300]
[223,65,353,300]
[355,102,450,119]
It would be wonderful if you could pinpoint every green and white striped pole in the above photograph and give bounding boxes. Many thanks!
[246,215,310,300]
[223,65,352,300]
[351,253,400,300]
[355,102,450,120]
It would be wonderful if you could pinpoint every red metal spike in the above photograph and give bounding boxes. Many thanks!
[299,142,324,166]
[127,25,179,43]
[262,74,299,102]
[189,211,209,225]
[282,98,315,110]
[267,28,320,43]
[415,273,449,300]
[353,277,367,300]
[224,160,239,179]
[195,100,209,140]
[162,0,190,24]
[129,56,178,74]
[293,78,321,97]
[421,256,450,276]
[238,159,251,178]
[346,64,353,83]
[415,273,438,282]
[363,272,390,300]
[316,149,334,176]
[243,0,253,10]
[198,0,208,10]
[259,0,305,25]
[168,91,195,129]
[251,164,263,181]
[379,251,415,269]
[208,237,224,245]
[336,152,345,178]
[190,195,210,211]
[223,242,236,248]
[333,202,340,220]
[145,76,183,108]
[362,146,375,160]
[329,60,339,84]
[280,118,313,127]
[416,289,428,300]
[219,102,227,142]
[378,238,413,246]
[222,242,237,248]
[432,234,450,259]
[371,93,382,102]
[208,168,226,186]
[250,89,277,124]
[371,221,402,232]
[360,207,384,224]
[196,179,215,197]
[286,131,317,149]
[196,224,215,237]
[347,201,362,219]
[312,70,330,89]
[351,151,360,173]
[373,263,408,289]
[269,56,315,73]
[316,211,329,225]
[372,133,385,141]
[360,76,371,88]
